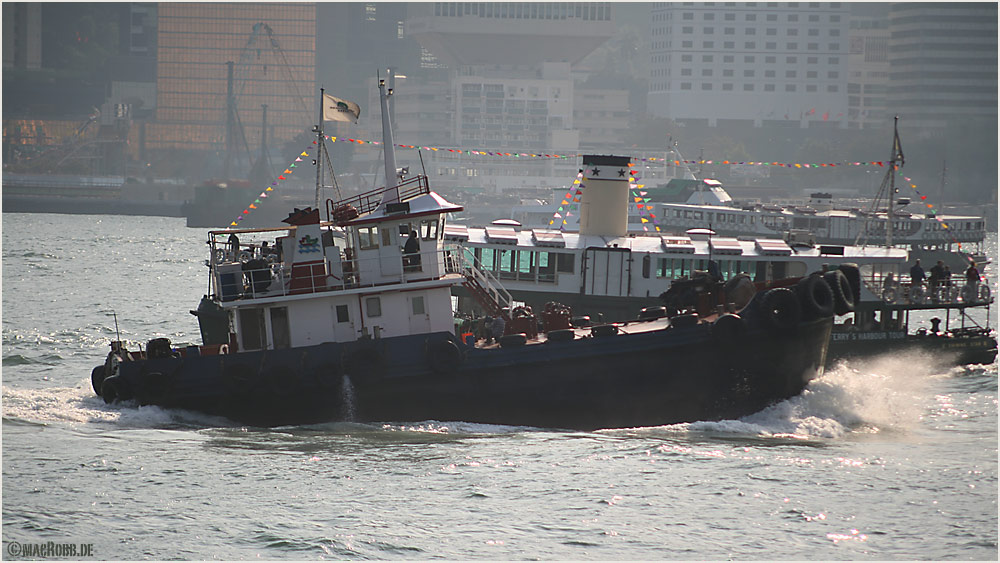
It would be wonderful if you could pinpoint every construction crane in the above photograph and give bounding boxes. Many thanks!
[223,22,312,181]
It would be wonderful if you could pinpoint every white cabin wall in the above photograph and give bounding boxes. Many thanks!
[287,299,337,347]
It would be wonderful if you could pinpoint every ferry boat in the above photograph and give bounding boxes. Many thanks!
[651,122,987,271]
[88,80,849,430]
[826,262,996,365]
[510,127,987,272]
[447,158,908,322]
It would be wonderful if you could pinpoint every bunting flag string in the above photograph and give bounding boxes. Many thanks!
[897,169,966,253]
[225,147,314,229]
[320,134,893,169]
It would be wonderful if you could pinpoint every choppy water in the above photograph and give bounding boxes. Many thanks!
[2,214,997,560]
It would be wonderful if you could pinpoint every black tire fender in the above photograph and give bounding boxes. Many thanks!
[91,365,108,396]
[343,342,386,384]
[545,329,576,343]
[712,313,747,343]
[499,333,528,347]
[759,287,801,332]
[837,263,862,306]
[796,274,835,320]
[427,339,463,374]
[591,324,620,337]
[101,375,132,404]
[669,313,699,329]
[823,270,855,315]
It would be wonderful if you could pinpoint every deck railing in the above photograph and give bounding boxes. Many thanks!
[864,273,992,306]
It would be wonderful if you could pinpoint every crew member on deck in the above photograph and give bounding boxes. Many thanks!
[403,230,421,271]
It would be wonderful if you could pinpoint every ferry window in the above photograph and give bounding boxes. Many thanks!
[657,258,668,278]
[518,250,534,278]
[556,253,575,274]
[694,211,703,220]
[538,252,555,282]
[382,228,394,248]
[481,247,496,272]
[420,219,439,240]
[336,304,349,323]
[411,295,425,315]
[359,226,379,250]
[239,308,266,351]
[366,297,382,318]
[642,254,651,278]
[772,261,787,280]
[499,249,516,280]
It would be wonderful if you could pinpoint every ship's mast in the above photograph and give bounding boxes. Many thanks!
[886,116,904,248]
[314,88,325,209]
[378,71,400,206]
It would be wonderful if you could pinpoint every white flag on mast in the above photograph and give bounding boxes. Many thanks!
[322,93,361,123]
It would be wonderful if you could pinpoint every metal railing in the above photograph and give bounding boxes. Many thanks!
[867,274,992,306]
[445,245,513,315]
[325,175,431,223]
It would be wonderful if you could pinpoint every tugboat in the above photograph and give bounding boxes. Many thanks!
[89,78,851,430]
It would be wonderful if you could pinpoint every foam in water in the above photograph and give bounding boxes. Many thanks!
[676,352,948,440]
[1,378,233,429]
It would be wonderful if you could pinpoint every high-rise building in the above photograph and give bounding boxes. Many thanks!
[647,2,850,129]
[383,2,618,192]
[147,2,316,175]
[847,4,889,130]
[3,2,42,70]
[887,3,997,130]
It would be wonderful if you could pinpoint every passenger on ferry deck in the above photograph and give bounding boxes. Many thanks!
[909,260,925,286]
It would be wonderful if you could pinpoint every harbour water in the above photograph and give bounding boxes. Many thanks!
[2,213,997,560]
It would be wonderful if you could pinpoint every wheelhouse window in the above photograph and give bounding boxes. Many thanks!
[420,218,439,240]
[358,226,379,250]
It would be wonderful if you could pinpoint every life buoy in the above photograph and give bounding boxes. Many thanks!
[238,250,252,264]
[712,313,747,343]
[978,284,991,302]
[545,329,575,343]
[795,274,835,320]
[910,284,927,304]
[214,248,228,264]
[823,270,855,315]
[219,344,229,355]
[427,340,463,374]
[101,375,132,404]
[882,287,897,303]
[759,287,801,332]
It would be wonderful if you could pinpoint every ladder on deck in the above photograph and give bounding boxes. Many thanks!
[448,247,512,321]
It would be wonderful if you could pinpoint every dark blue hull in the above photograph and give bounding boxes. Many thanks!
[101,314,832,430]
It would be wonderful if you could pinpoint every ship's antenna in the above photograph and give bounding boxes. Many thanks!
[113,310,121,343]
